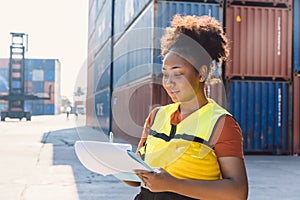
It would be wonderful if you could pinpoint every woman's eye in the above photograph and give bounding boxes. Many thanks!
[162,73,169,78]
[174,73,182,77]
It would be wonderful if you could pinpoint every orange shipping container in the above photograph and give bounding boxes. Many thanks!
[225,5,292,80]
[227,0,292,7]
[44,81,55,104]
[293,73,300,155]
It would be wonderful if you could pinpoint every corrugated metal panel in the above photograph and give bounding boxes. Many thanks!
[44,81,54,104]
[225,5,292,80]
[153,1,223,74]
[227,0,292,7]
[0,59,9,68]
[44,104,54,115]
[94,40,111,91]
[229,80,290,154]
[85,96,95,127]
[293,0,300,72]
[114,0,151,40]
[0,103,8,111]
[24,81,32,94]
[31,104,44,115]
[95,0,112,52]
[94,88,111,134]
[88,0,96,37]
[112,79,152,146]
[0,69,8,92]
[88,31,96,67]
[44,69,54,81]
[205,79,227,107]
[293,73,300,154]
[32,81,44,93]
[113,3,153,87]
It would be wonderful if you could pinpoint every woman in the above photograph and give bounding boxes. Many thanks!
[130,15,248,200]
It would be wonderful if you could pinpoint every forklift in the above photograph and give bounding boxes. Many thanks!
[0,32,52,121]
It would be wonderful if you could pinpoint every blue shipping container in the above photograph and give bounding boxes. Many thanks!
[44,69,55,81]
[229,80,289,154]
[114,0,151,40]
[44,104,54,115]
[293,0,300,72]
[95,0,112,52]
[113,4,153,88]
[113,1,223,87]
[0,69,8,92]
[94,40,111,91]
[94,88,111,134]
[32,81,44,93]
[32,104,44,115]
[153,1,223,73]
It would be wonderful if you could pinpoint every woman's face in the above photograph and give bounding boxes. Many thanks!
[162,52,202,103]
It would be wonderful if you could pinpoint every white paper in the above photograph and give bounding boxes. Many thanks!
[74,141,152,181]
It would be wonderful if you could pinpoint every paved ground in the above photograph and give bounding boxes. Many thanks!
[0,114,299,200]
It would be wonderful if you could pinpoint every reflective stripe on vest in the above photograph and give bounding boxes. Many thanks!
[139,99,231,180]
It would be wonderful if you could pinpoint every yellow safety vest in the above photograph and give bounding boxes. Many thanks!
[139,99,231,180]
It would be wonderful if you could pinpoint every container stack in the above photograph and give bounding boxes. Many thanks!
[225,0,293,154]
[87,0,224,144]
[0,58,61,116]
[293,0,300,155]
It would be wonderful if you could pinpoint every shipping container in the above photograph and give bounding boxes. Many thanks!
[94,0,112,53]
[32,81,44,93]
[112,77,171,146]
[94,39,111,91]
[293,73,300,154]
[44,81,55,104]
[24,81,32,94]
[32,104,44,115]
[0,102,8,111]
[88,31,96,68]
[94,88,111,134]
[89,0,96,36]
[113,4,153,87]
[293,0,300,72]
[225,5,292,80]
[0,59,9,68]
[44,104,54,115]
[227,0,292,7]
[0,69,8,92]
[0,58,60,116]
[113,0,223,87]
[114,0,151,41]
[229,80,290,154]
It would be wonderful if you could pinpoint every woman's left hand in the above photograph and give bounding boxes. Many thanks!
[134,168,177,192]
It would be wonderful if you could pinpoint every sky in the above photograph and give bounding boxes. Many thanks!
[0,0,88,102]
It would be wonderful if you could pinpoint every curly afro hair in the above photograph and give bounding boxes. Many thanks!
[160,15,229,64]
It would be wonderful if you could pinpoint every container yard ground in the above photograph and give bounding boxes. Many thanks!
[0,114,299,200]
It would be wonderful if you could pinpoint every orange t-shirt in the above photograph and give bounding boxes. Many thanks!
[138,107,244,159]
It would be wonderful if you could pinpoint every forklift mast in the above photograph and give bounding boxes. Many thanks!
[8,32,26,112]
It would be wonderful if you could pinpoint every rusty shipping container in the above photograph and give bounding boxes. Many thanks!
[225,5,292,80]
[227,0,292,7]
[112,78,171,146]
[229,80,291,154]
[293,0,300,72]
[293,73,300,154]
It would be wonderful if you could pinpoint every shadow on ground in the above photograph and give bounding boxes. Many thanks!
[41,126,139,200]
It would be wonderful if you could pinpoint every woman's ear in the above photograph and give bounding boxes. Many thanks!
[199,65,208,82]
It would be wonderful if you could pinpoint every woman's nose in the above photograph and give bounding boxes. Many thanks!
[165,75,175,86]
